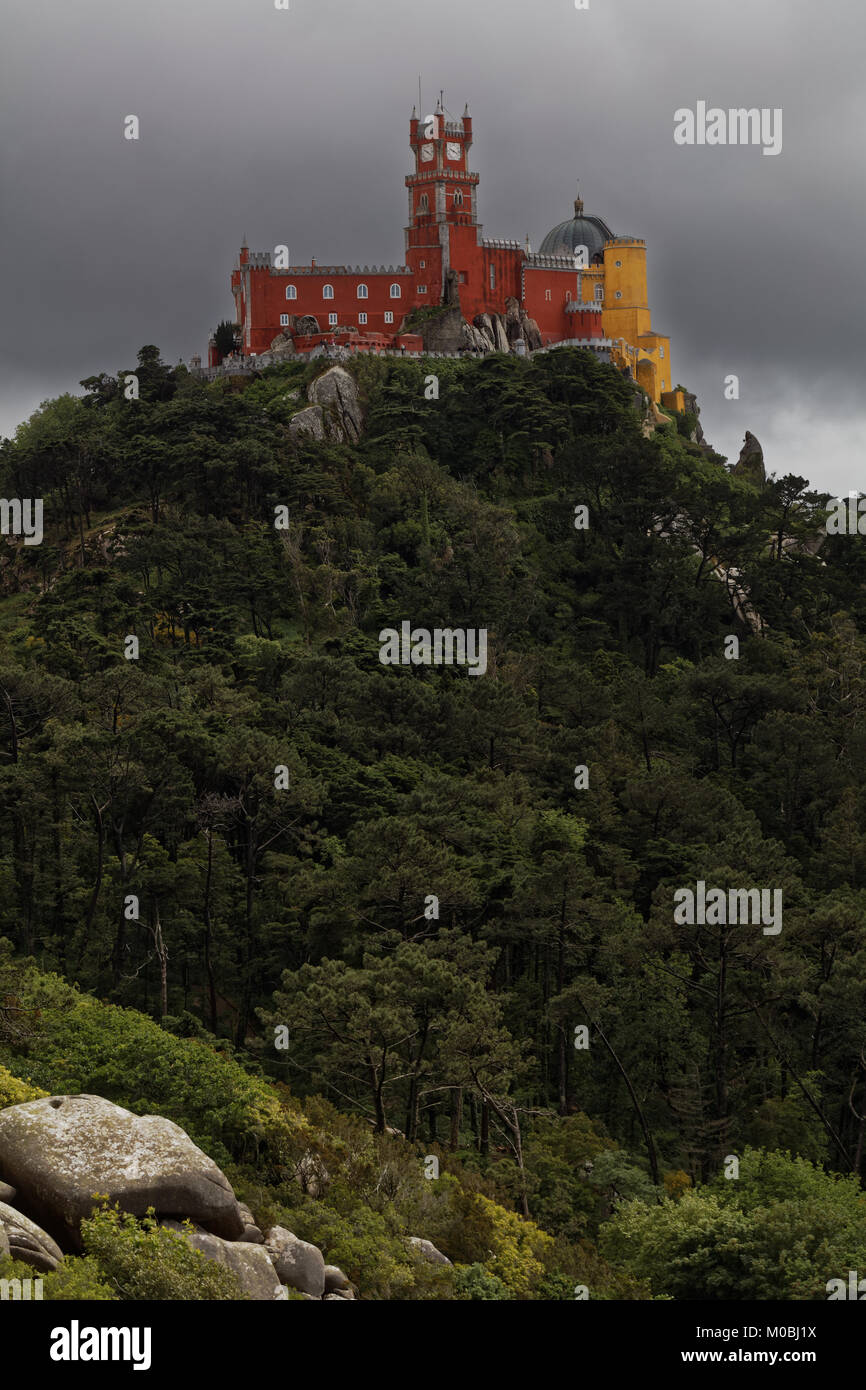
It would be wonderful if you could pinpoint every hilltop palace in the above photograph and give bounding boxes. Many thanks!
[208,99,675,405]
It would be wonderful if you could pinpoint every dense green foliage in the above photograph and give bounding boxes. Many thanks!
[1,343,864,1299]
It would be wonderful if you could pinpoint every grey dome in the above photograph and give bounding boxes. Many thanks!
[539,197,614,263]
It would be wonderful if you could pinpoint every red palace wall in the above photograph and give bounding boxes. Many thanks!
[217,109,608,361]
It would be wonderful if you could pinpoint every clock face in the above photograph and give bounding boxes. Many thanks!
[421,143,434,162]
[446,141,461,160]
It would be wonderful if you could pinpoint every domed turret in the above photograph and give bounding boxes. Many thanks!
[539,189,614,264]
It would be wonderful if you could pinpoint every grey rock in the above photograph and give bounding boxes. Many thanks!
[289,405,327,442]
[323,1263,354,1296]
[323,1263,350,1291]
[0,1095,244,1249]
[161,1220,282,1300]
[323,1292,354,1300]
[0,1181,16,1203]
[237,1202,264,1244]
[308,366,364,443]
[473,313,496,350]
[733,430,765,485]
[407,1236,452,1266]
[0,1200,63,1272]
[295,315,321,336]
[295,1150,329,1198]
[492,315,510,353]
[264,1225,326,1297]
[519,312,543,351]
[0,1224,8,1260]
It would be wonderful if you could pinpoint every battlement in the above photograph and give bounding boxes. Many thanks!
[247,263,412,277]
[565,300,603,313]
[524,252,579,269]
[604,237,646,248]
[406,170,479,184]
[481,238,523,251]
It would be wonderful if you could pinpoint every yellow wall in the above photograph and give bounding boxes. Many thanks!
[600,239,671,401]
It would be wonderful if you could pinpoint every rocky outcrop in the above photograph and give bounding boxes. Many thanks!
[308,366,364,443]
[0,1094,245,1248]
[733,430,765,485]
[237,1202,265,1244]
[0,1091,351,1301]
[681,390,705,444]
[0,1200,63,1272]
[264,1226,326,1297]
[406,1236,452,1266]
[289,405,327,442]
[491,315,510,353]
[324,1264,354,1298]
[295,315,321,336]
[269,331,297,358]
[161,1220,283,1300]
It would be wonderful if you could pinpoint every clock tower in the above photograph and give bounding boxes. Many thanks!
[405,99,479,302]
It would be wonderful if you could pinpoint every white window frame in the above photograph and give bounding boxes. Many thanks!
[594,285,604,301]
[323,284,334,299]
[384,311,394,324]
[285,285,297,300]
[357,284,368,299]
[390,284,402,298]
[279,313,289,326]
[358,312,367,325]
[417,285,427,295]
[328,312,338,326]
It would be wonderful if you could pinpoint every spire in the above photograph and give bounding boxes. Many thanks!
[573,183,584,217]
[241,232,248,247]
[463,102,470,117]
[411,105,417,119]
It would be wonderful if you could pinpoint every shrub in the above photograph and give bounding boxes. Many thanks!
[81,1205,246,1300]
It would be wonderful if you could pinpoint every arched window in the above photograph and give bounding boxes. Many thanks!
[390,284,402,298]
[285,285,297,300]
[453,190,464,207]
[418,194,429,213]
[323,284,334,299]
[357,284,368,299]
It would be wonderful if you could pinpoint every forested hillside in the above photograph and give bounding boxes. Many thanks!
[2,345,866,1300]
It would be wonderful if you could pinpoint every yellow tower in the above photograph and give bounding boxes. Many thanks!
[602,239,672,403]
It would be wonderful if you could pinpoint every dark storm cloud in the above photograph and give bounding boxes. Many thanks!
[1,0,863,491]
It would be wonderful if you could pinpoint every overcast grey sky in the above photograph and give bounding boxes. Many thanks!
[1,0,863,493]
